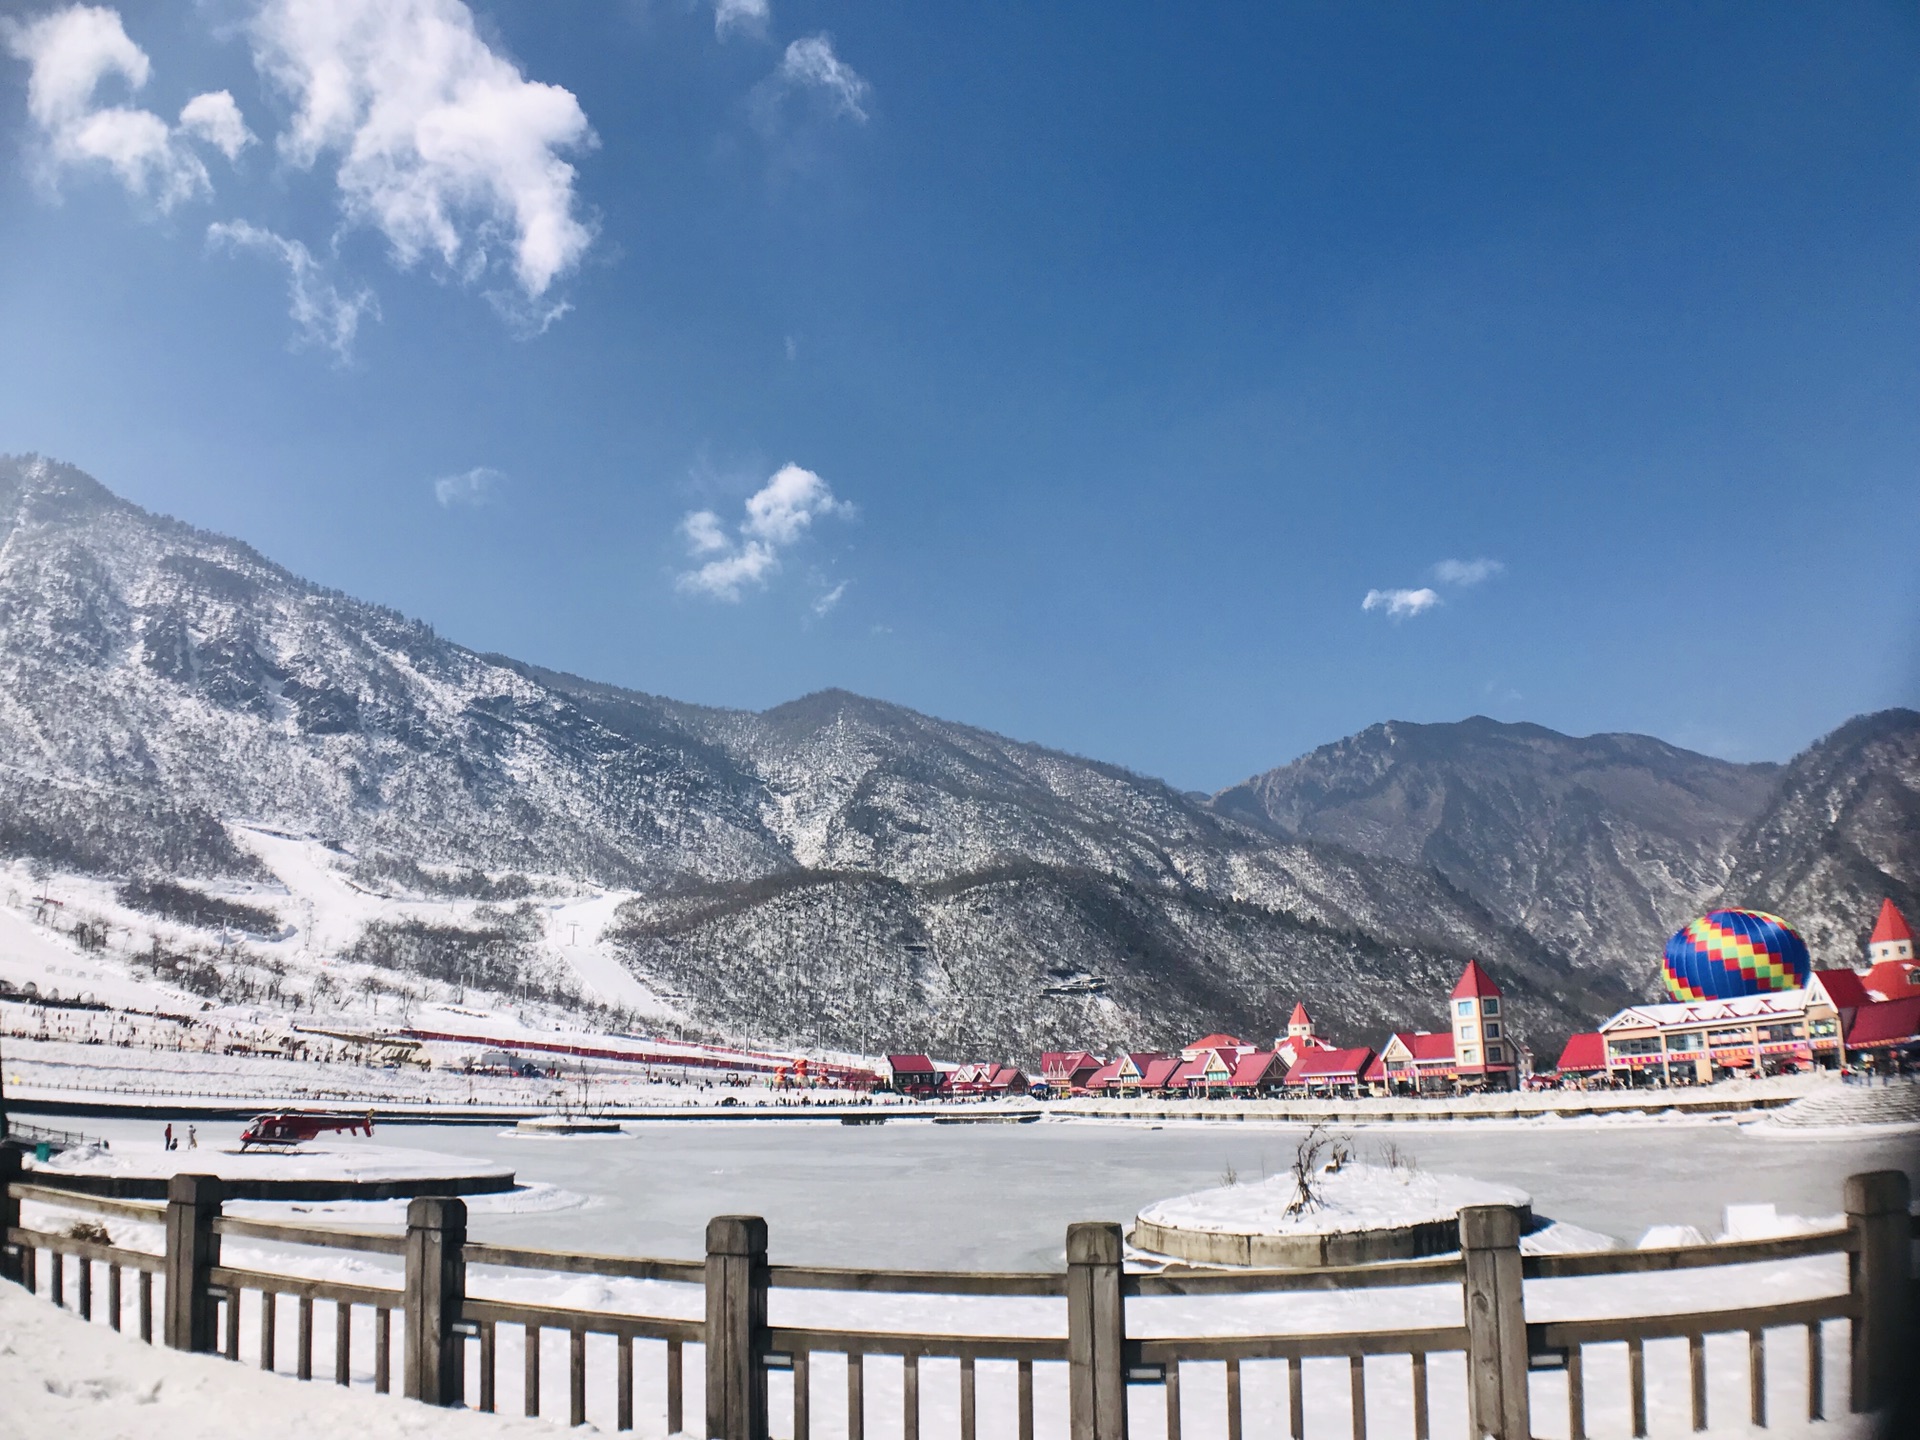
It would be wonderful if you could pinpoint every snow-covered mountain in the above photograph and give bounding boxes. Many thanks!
[1213,718,1784,993]
[1715,707,1920,965]
[1,454,1622,1056]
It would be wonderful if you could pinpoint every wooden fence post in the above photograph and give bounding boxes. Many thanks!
[1066,1221,1129,1440]
[1459,1203,1530,1440]
[0,1146,21,1286]
[1845,1169,1912,1416]
[705,1215,769,1440]
[403,1196,468,1406]
[163,1173,222,1352]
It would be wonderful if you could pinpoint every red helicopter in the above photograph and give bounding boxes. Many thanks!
[238,1111,376,1151]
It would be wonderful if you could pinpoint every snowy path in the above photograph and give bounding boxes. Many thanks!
[543,890,669,1015]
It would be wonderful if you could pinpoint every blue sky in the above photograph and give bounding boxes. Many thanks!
[0,1,1914,791]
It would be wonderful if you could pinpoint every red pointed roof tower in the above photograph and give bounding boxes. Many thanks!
[1450,959,1502,999]
[1869,899,1913,947]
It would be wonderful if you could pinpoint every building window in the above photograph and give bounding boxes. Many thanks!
[1461,1046,1479,1064]
[1457,1000,1474,1016]
[1488,1044,1504,1063]
[1482,998,1499,1016]
[1484,1022,1501,1039]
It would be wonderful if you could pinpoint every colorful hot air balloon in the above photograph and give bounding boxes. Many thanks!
[1661,910,1811,1002]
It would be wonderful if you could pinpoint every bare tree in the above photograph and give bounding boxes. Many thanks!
[1283,1120,1354,1217]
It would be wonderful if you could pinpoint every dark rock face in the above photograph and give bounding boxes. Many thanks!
[1715,709,1920,967]
[1214,717,1785,992]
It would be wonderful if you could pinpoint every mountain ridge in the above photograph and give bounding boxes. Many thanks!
[1,452,1908,1058]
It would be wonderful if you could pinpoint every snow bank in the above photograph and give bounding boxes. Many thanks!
[1139,1164,1528,1237]
[0,1281,560,1440]
[31,1137,513,1189]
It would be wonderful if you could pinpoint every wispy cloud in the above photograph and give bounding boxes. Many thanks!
[247,0,598,302]
[1433,557,1505,587]
[1363,556,1504,620]
[433,465,503,507]
[677,463,855,602]
[812,580,848,617]
[1362,587,1441,619]
[713,0,771,41]
[2,4,249,211]
[207,220,379,362]
[766,34,871,123]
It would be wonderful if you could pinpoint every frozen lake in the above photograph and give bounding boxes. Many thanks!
[68,1111,1920,1269]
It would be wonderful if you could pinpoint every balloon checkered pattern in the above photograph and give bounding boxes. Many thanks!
[1661,909,1811,1002]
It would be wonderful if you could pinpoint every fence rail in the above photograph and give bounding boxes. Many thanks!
[1,1147,1908,1440]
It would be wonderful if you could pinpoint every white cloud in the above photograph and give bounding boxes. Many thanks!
[178,90,254,161]
[775,34,870,122]
[1433,557,1505,587]
[812,580,847,617]
[713,0,770,40]
[207,220,379,362]
[677,462,854,602]
[680,508,730,554]
[433,465,503,507]
[3,4,212,209]
[1362,587,1441,619]
[248,0,597,301]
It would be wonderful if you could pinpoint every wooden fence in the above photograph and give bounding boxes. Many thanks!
[1,1148,1909,1439]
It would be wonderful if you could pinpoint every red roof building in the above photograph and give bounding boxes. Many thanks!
[1038,1051,1104,1092]
[1554,1033,1608,1075]
[1844,996,1920,1051]
[1282,1045,1375,1094]
[1869,898,1914,950]
[1862,960,1920,1002]
[1449,960,1517,1091]
[1133,1056,1178,1092]
[885,1054,944,1097]
[1228,1050,1286,1095]
[1182,1034,1253,1060]
[1811,968,1871,1011]
[1376,1031,1457,1092]
[1451,959,1503,1000]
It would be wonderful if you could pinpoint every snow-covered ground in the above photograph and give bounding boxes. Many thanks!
[1138,1162,1530,1237]
[0,841,866,1095]
[8,1178,1878,1440]
[0,1279,561,1440]
[28,1136,513,1191]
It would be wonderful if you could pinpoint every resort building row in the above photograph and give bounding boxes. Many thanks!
[1555,898,1920,1085]
[882,898,1920,1099]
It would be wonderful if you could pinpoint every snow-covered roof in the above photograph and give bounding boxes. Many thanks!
[1599,993,1809,1030]
[1039,1050,1101,1075]
[1862,960,1920,1001]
